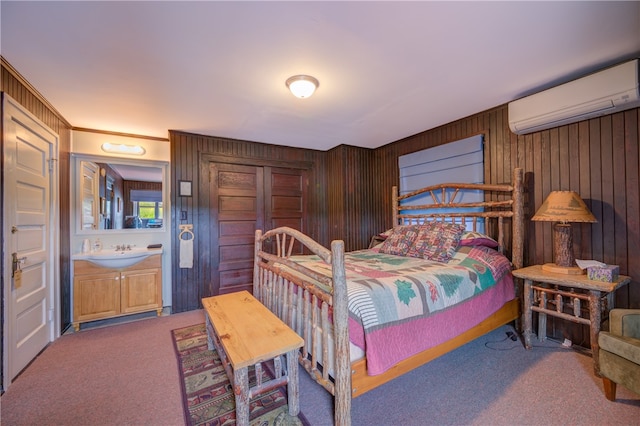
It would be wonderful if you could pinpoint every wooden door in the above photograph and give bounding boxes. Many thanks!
[210,163,265,295]
[209,163,307,295]
[264,167,307,256]
[80,161,99,231]
[3,95,58,386]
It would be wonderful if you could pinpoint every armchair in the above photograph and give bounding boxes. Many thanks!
[598,309,640,401]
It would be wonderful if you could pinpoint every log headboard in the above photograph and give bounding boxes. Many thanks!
[392,167,524,269]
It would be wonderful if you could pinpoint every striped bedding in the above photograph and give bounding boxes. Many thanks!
[286,245,515,375]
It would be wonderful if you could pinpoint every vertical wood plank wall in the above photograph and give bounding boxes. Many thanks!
[169,131,327,312]
[326,145,376,251]
[1,62,73,332]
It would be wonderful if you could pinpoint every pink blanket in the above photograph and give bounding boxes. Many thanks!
[289,245,515,375]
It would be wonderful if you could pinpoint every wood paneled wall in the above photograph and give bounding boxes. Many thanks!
[169,130,327,312]
[1,60,73,332]
[326,145,377,251]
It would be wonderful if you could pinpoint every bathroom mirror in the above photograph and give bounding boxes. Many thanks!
[73,155,167,234]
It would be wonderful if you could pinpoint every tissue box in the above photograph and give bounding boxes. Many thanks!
[587,265,619,282]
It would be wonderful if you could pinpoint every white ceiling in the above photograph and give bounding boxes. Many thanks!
[2,1,639,151]
[109,163,162,182]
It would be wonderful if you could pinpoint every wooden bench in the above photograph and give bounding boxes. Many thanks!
[202,291,304,426]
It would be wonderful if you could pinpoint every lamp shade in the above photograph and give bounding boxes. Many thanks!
[531,191,597,223]
[286,75,319,98]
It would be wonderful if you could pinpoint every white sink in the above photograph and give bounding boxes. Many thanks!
[73,247,162,269]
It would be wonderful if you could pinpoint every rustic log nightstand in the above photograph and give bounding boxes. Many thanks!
[512,265,631,376]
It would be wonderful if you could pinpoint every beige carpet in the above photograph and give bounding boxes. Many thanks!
[1,310,204,425]
[2,310,640,426]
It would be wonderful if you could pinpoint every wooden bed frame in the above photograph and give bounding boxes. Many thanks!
[253,168,524,426]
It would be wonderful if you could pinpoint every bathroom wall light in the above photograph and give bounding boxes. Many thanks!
[101,142,146,155]
[286,75,319,98]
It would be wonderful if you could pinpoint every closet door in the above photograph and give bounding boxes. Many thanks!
[264,167,307,256]
[210,163,264,295]
[209,163,307,295]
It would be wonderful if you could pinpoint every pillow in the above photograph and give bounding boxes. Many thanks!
[406,222,466,262]
[459,231,499,248]
[378,225,420,256]
[380,228,394,237]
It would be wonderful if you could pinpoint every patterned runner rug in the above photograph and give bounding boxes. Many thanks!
[172,323,308,426]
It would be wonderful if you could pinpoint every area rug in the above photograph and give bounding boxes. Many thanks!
[172,323,308,426]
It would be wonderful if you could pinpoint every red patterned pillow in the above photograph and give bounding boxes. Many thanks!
[459,231,499,248]
[378,225,420,256]
[407,222,466,262]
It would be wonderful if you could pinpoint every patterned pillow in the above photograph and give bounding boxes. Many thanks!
[378,225,420,256]
[379,228,395,237]
[459,231,499,248]
[407,222,466,262]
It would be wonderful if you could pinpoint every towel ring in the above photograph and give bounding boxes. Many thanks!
[179,224,195,241]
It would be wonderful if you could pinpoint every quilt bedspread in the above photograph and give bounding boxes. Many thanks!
[287,245,515,374]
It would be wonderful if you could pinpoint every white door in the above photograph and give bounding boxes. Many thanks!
[2,95,59,389]
[80,161,99,230]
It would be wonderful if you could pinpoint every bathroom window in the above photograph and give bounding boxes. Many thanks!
[130,189,163,228]
[136,201,163,220]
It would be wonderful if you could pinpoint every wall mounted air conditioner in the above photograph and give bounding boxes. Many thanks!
[508,59,640,135]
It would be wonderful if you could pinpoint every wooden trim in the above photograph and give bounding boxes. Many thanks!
[200,152,313,170]
[72,127,169,142]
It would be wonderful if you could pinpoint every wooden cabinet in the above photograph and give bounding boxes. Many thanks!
[73,254,162,331]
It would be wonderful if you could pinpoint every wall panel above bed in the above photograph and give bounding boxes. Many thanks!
[398,134,485,231]
[399,134,484,193]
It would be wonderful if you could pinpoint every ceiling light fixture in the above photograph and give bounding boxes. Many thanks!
[101,142,146,156]
[286,75,319,98]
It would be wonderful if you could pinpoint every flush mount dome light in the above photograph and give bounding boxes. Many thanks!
[101,142,146,155]
[286,75,319,98]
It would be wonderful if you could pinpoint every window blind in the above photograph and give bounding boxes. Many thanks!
[398,134,484,231]
[130,189,162,202]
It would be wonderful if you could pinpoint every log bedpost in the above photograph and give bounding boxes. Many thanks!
[512,168,524,270]
[392,186,399,226]
[331,239,351,426]
[253,230,263,297]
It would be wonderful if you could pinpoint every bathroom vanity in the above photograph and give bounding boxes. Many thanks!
[70,135,172,329]
[72,252,162,331]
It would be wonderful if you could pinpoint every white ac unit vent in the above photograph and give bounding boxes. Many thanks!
[508,59,640,135]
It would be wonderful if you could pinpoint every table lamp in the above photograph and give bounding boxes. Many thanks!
[531,190,597,274]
